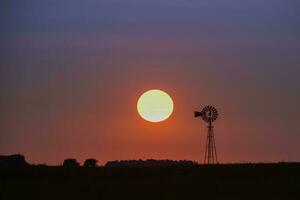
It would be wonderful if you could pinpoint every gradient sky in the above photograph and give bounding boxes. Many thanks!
[1,0,299,165]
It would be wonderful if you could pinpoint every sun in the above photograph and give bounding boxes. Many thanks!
[137,89,174,123]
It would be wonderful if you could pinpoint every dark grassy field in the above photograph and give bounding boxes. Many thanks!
[1,163,300,200]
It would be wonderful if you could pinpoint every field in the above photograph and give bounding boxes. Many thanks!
[1,163,300,200]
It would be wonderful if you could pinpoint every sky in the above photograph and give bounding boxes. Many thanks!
[1,0,299,165]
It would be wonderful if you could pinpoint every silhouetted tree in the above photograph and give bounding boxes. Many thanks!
[83,159,98,167]
[63,159,80,167]
[0,154,28,166]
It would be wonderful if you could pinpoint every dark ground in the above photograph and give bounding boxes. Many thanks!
[1,163,300,200]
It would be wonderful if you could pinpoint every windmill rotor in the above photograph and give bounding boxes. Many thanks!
[200,105,218,123]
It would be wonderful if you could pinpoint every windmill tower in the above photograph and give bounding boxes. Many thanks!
[195,106,219,164]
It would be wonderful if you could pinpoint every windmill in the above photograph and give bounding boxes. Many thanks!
[195,106,219,164]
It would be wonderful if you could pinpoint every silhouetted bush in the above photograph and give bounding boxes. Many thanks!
[63,159,80,167]
[83,159,98,167]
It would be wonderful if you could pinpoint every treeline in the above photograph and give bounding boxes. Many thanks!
[0,154,197,168]
[105,159,197,167]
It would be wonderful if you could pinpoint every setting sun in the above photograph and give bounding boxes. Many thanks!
[137,89,174,122]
